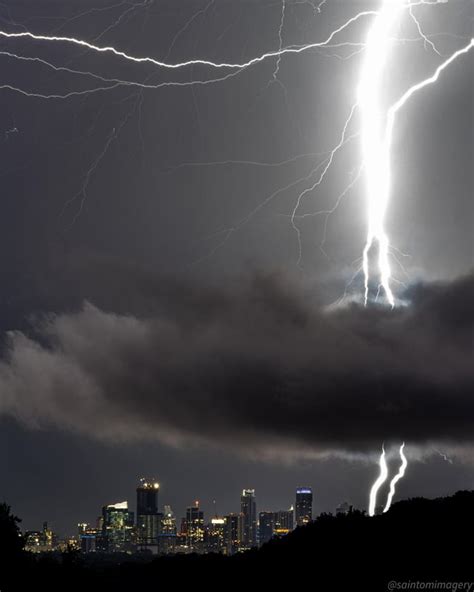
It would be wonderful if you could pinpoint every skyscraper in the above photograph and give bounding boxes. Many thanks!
[186,501,204,551]
[206,517,225,553]
[223,514,240,556]
[240,489,257,548]
[258,511,275,545]
[273,509,294,535]
[258,509,294,545]
[78,523,99,553]
[102,501,134,553]
[136,478,161,549]
[295,487,313,526]
[160,505,177,554]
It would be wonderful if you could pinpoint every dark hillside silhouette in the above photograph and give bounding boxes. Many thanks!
[1,491,472,591]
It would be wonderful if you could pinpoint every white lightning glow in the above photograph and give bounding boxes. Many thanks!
[383,442,408,513]
[359,0,405,307]
[368,444,388,517]
[359,0,474,307]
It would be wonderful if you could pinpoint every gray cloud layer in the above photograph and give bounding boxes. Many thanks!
[0,272,473,456]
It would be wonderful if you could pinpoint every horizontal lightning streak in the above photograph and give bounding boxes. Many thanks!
[0,10,377,70]
[0,67,248,100]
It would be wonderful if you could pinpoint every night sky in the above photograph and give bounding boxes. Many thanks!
[0,0,472,536]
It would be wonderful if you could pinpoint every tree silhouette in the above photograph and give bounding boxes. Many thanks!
[0,503,24,560]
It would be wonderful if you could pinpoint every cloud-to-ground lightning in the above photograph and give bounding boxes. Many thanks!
[368,443,409,516]
[359,0,473,307]
[368,444,389,517]
[359,0,405,307]
[383,443,408,513]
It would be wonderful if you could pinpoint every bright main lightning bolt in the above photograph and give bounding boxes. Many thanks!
[359,0,474,307]
[368,444,388,517]
[359,0,405,307]
[383,442,408,513]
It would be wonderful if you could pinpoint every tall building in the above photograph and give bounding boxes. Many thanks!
[136,478,161,549]
[206,517,225,554]
[25,522,56,553]
[160,505,177,554]
[273,509,294,536]
[258,511,275,545]
[240,489,257,548]
[258,509,294,545]
[186,501,205,551]
[223,514,240,555]
[102,502,135,553]
[295,487,313,526]
[78,523,99,553]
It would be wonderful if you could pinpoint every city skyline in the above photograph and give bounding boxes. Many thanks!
[24,480,318,555]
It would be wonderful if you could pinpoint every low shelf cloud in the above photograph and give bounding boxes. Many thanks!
[1,271,472,457]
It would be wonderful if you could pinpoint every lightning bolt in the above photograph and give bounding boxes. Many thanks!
[272,0,286,81]
[433,448,454,464]
[359,0,406,308]
[359,0,473,307]
[368,443,409,516]
[368,444,388,517]
[383,442,408,513]
[0,10,377,71]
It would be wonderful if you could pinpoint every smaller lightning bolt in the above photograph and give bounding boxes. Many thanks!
[408,4,441,56]
[383,442,408,513]
[164,0,215,62]
[272,0,287,81]
[433,448,453,464]
[368,444,388,517]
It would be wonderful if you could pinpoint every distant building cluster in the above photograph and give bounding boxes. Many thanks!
[24,480,349,556]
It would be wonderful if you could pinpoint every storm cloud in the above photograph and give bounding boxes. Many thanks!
[0,271,472,456]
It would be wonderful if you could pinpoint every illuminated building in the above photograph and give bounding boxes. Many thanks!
[78,523,99,553]
[258,509,294,545]
[24,522,56,553]
[185,501,204,552]
[24,531,42,553]
[295,487,313,526]
[136,478,161,550]
[240,489,257,549]
[159,505,177,554]
[102,501,135,553]
[223,514,240,556]
[273,509,294,536]
[206,517,225,553]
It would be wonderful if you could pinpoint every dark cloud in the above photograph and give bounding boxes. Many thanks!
[0,271,472,456]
